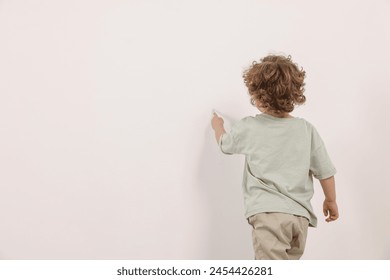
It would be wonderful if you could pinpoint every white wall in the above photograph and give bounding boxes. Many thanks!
[1,0,389,259]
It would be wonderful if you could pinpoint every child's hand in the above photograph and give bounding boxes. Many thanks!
[211,112,224,130]
[323,200,339,222]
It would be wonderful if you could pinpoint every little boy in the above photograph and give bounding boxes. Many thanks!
[211,55,339,260]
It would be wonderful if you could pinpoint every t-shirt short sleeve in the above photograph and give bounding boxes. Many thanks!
[218,118,247,155]
[310,126,337,180]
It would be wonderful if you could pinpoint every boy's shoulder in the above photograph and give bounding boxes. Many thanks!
[298,118,320,131]
[234,115,258,127]
[294,117,319,133]
[298,117,315,128]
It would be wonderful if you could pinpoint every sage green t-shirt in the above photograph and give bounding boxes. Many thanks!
[218,113,336,227]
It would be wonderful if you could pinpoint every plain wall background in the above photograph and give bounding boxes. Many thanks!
[1,0,389,259]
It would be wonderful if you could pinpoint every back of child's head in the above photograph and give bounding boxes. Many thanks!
[242,54,306,114]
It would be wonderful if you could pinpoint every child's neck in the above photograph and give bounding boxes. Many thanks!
[263,111,293,118]
[256,105,293,118]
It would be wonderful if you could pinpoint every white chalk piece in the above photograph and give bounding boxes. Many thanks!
[212,109,223,117]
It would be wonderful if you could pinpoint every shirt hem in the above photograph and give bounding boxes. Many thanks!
[218,133,234,155]
[314,168,337,180]
[245,207,317,227]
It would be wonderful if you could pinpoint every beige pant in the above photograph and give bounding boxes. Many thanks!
[247,212,309,260]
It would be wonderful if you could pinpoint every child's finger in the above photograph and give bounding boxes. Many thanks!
[323,208,328,217]
[326,212,338,222]
[326,217,335,222]
[330,212,339,220]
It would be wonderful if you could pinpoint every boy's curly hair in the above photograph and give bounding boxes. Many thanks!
[242,55,306,114]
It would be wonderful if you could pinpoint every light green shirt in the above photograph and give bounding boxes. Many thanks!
[218,113,336,227]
